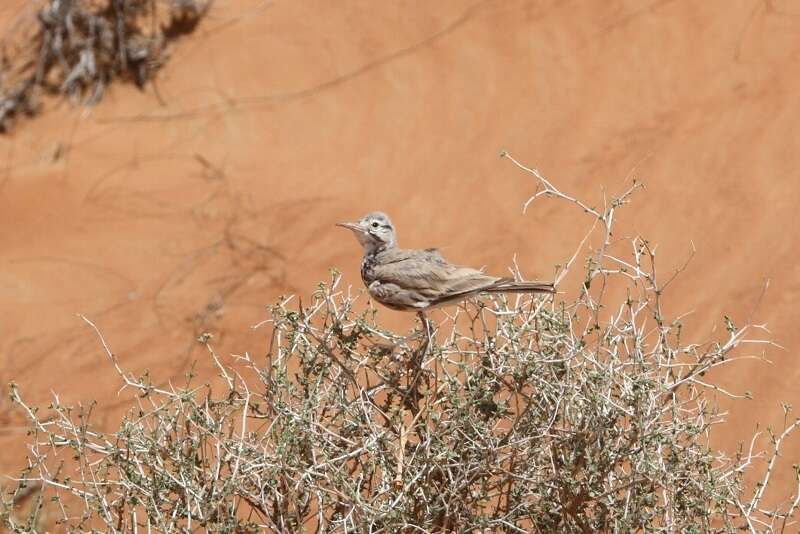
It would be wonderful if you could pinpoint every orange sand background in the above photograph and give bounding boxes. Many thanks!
[1,0,799,505]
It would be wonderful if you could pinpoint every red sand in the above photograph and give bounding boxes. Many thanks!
[1,0,799,500]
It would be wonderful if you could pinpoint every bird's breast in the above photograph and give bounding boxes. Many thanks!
[360,253,378,285]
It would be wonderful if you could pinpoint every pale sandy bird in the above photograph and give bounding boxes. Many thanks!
[337,212,555,317]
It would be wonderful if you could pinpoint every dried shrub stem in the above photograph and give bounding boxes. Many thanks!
[0,0,211,131]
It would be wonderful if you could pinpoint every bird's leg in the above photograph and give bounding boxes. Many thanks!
[400,312,432,415]
[404,312,432,385]
[417,311,433,353]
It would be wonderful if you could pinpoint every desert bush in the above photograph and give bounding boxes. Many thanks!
[0,0,211,131]
[2,155,798,532]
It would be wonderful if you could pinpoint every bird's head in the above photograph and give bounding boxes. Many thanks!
[337,211,397,253]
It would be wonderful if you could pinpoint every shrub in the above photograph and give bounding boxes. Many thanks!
[0,0,211,131]
[3,154,798,532]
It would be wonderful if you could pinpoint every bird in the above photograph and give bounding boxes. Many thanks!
[336,212,555,317]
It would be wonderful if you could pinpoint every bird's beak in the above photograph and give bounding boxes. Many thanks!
[336,221,365,233]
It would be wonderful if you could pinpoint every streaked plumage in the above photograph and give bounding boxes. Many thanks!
[337,212,554,312]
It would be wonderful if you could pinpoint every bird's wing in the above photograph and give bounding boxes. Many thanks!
[372,248,499,299]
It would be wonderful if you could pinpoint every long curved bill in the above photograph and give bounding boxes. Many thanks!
[336,221,365,233]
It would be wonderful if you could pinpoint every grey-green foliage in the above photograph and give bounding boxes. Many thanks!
[3,157,798,532]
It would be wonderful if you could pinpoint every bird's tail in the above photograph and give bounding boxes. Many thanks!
[486,278,556,295]
[427,278,555,309]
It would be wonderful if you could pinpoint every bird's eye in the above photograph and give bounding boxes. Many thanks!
[371,222,379,228]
